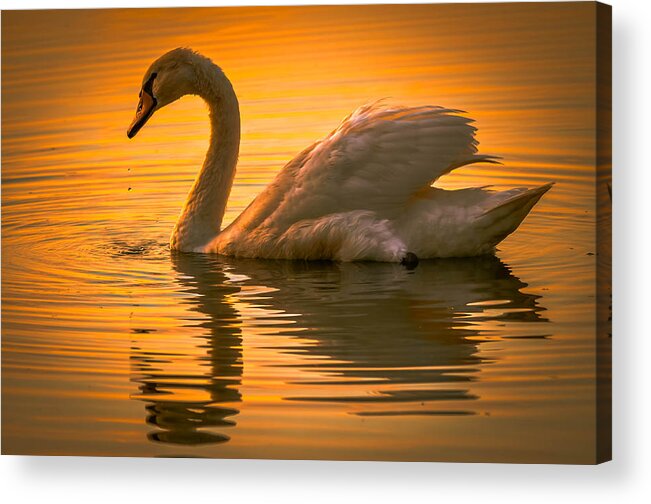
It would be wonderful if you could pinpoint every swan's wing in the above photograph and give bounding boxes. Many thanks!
[268,103,497,224]
[220,102,497,247]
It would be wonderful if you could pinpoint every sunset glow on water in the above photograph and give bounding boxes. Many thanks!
[2,3,606,462]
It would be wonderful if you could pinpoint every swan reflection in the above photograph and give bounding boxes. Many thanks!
[229,257,547,415]
[131,254,547,445]
[130,255,243,445]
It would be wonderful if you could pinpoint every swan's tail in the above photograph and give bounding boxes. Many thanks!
[476,182,554,246]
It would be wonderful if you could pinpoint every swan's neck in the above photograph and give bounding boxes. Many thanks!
[171,60,240,251]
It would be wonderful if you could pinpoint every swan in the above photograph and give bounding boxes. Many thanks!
[127,48,552,264]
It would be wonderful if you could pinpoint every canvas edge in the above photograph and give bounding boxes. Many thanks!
[595,0,612,465]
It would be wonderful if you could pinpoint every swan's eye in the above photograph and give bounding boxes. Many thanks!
[137,101,143,113]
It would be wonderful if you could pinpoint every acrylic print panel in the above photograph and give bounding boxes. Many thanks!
[1,2,611,463]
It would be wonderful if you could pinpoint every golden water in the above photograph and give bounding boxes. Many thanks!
[2,4,603,462]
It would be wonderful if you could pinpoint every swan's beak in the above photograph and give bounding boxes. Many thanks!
[127,89,157,139]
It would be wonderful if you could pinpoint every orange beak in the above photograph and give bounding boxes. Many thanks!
[127,88,157,139]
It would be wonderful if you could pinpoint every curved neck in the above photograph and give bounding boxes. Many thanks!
[171,59,240,251]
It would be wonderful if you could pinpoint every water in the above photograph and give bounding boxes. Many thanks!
[2,4,605,462]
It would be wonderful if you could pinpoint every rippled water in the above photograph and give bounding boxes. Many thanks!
[2,4,606,462]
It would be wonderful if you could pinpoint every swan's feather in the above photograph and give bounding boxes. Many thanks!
[396,183,553,257]
[276,104,486,220]
[208,103,552,260]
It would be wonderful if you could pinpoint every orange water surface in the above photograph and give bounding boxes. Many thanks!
[2,3,606,462]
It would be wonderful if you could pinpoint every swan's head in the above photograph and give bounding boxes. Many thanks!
[127,48,200,138]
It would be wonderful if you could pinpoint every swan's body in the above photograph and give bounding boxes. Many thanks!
[128,48,552,262]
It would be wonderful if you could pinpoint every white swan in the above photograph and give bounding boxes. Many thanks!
[128,48,552,264]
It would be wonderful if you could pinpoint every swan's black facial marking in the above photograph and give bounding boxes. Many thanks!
[143,72,157,96]
[127,73,158,139]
